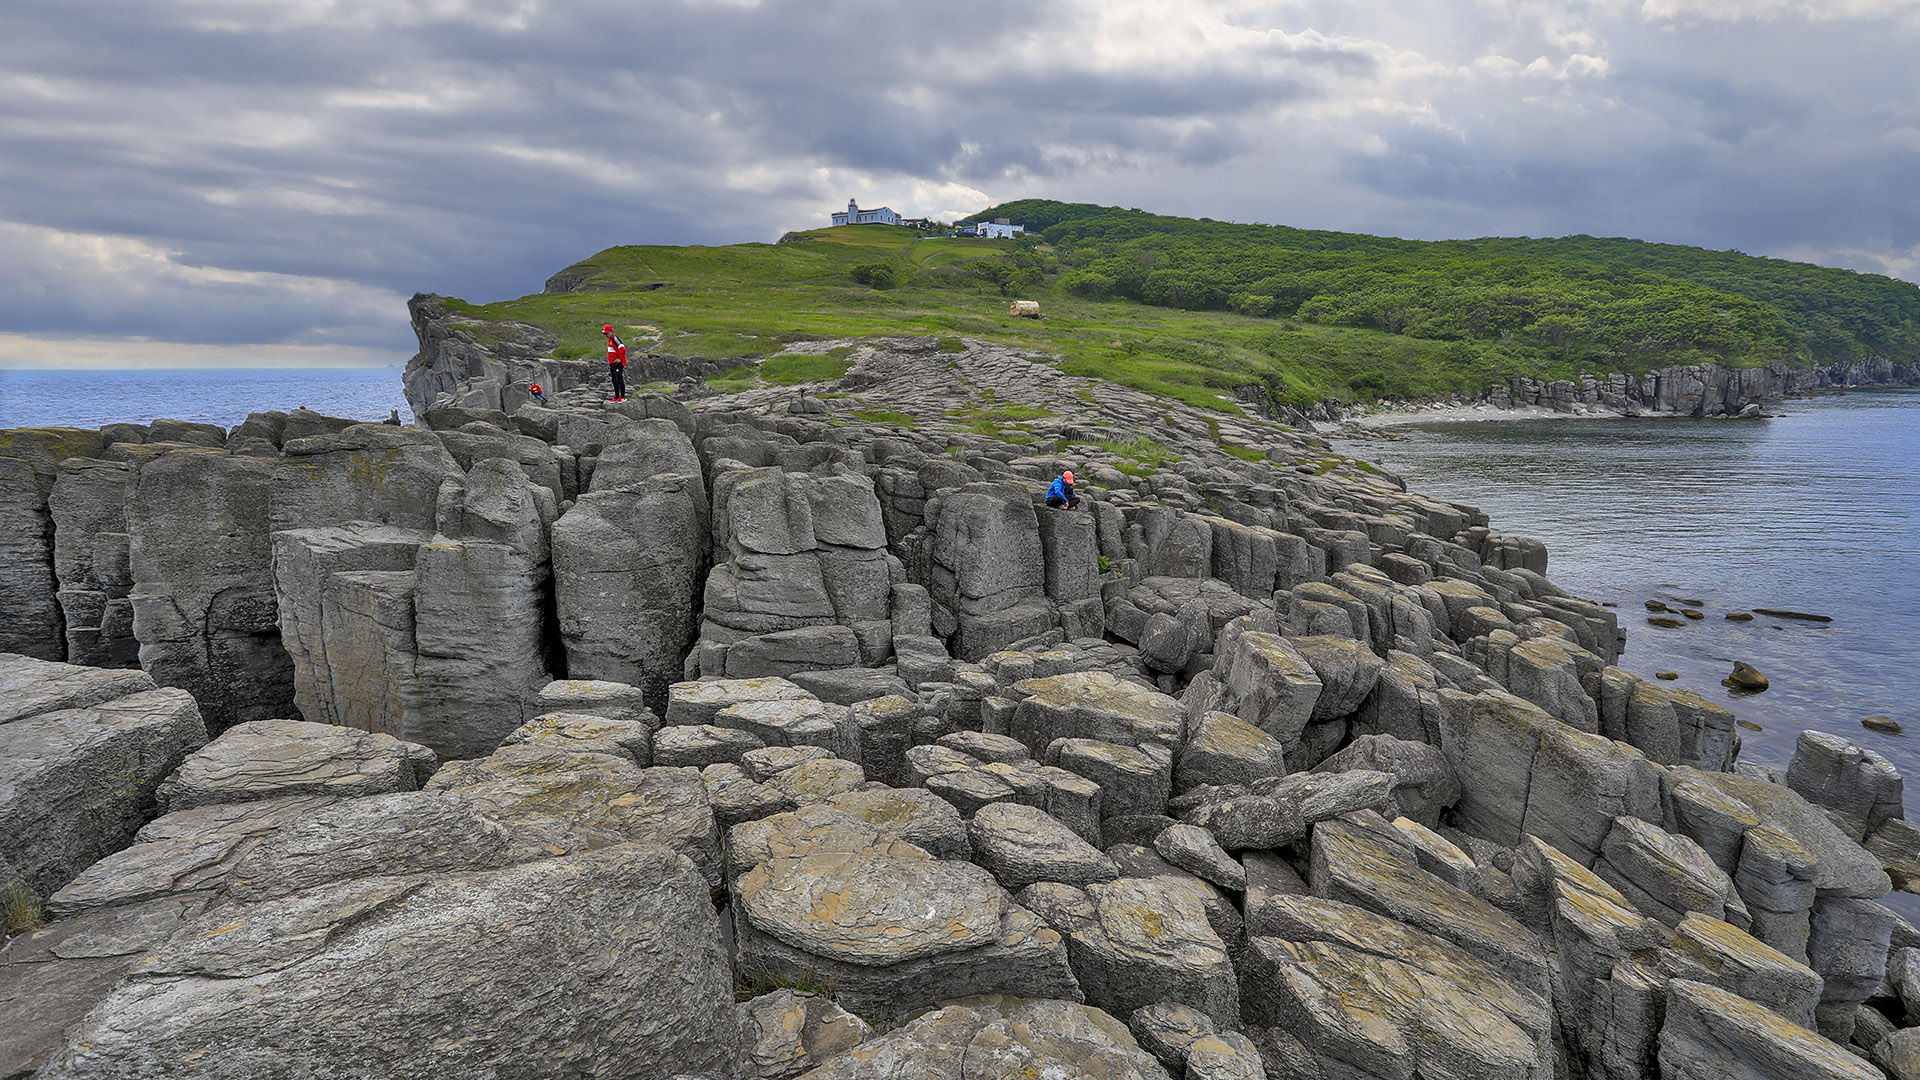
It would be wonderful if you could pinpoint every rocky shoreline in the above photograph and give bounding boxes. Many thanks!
[3,322,1919,1078]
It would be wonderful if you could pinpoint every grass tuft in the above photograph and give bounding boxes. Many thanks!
[4,881,45,937]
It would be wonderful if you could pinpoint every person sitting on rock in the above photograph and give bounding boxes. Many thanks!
[603,325,628,402]
[527,382,547,404]
[1045,470,1080,509]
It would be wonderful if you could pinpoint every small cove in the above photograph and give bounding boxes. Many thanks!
[1334,389,1920,790]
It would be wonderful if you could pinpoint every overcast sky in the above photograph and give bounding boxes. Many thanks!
[2,0,1917,368]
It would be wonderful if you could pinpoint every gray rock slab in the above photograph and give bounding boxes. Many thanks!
[1310,816,1552,1001]
[157,718,435,813]
[0,654,155,725]
[1,687,208,900]
[969,802,1120,891]
[1011,670,1186,754]
[0,893,209,1080]
[654,724,766,768]
[823,787,971,861]
[669,684,824,737]
[427,745,720,886]
[734,988,871,1080]
[48,794,340,915]
[786,667,911,706]
[792,996,1165,1079]
[33,843,739,1080]
[1657,978,1879,1080]
[1154,824,1246,891]
[1175,711,1288,795]
[503,711,653,765]
[714,698,861,763]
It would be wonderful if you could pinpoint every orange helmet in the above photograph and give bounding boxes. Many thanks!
[1062,470,1074,483]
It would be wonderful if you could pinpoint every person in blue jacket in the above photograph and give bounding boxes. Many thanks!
[1045,470,1080,509]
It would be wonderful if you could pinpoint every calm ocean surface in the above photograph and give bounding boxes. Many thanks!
[0,367,413,430]
[1335,389,1920,792]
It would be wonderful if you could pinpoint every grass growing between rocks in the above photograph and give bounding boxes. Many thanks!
[4,882,45,937]
[734,968,838,1003]
[854,408,917,428]
[1087,436,1179,470]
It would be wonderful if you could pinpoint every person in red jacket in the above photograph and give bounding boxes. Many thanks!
[603,324,628,401]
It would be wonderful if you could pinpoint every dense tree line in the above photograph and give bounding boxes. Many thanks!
[965,201,1920,368]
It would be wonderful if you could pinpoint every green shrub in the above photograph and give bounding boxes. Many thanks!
[850,264,899,289]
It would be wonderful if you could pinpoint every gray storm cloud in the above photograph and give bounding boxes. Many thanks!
[0,0,1915,365]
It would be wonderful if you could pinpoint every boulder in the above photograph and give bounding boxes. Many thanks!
[1785,729,1904,841]
[1313,733,1460,829]
[1174,711,1288,794]
[1128,1001,1215,1075]
[734,989,871,1080]
[46,794,341,915]
[0,894,210,1078]
[969,802,1120,891]
[534,679,658,733]
[823,786,971,861]
[1180,770,1394,851]
[1154,824,1245,890]
[731,850,1080,1017]
[1011,671,1186,754]
[1656,979,1879,1080]
[664,676,814,727]
[654,724,766,768]
[1240,930,1550,1080]
[1596,816,1740,927]
[713,698,862,762]
[1206,621,1323,749]
[1666,913,1822,1030]
[1310,816,1551,1000]
[0,653,155,725]
[1,687,207,901]
[503,711,653,765]
[1040,876,1240,1029]
[1287,635,1386,721]
[787,667,911,706]
[1437,689,1663,866]
[157,719,435,814]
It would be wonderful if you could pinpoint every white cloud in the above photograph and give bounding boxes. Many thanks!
[0,334,402,369]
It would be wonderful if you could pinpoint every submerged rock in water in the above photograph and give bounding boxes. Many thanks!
[1724,661,1769,692]
[1752,608,1833,623]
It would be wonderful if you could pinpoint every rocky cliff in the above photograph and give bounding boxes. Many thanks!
[1489,357,1920,417]
[3,331,1918,1079]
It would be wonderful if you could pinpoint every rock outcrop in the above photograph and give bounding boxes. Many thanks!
[6,327,1914,1080]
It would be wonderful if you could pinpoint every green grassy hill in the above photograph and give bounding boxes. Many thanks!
[438,200,1920,414]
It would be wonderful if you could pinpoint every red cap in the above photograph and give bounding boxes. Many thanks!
[603,324,614,333]
[1062,470,1074,483]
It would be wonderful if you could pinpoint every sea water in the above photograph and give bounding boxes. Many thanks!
[0,367,413,430]
[1334,389,1920,787]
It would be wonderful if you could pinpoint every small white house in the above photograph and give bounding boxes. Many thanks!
[831,200,902,227]
[976,218,1025,239]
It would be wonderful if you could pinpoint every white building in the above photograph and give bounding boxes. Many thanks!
[831,199,902,227]
[976,218,1025,239]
